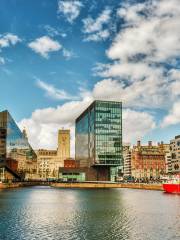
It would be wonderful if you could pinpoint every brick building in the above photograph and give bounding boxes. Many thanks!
[131,141,166,180]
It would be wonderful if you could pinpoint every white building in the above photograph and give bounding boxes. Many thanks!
[170,135,180,173]
[123,143,131,176]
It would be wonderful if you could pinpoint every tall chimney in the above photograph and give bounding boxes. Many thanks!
[148,141,152,147]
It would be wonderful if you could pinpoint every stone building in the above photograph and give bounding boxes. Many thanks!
[36,129,70,179]
[158,142,171,174]
[123,143,131,177]
[170,135,180,173]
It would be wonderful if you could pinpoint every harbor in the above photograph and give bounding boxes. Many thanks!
[0,186,179,240]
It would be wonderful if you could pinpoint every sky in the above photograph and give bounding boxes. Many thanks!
[0,0,180,156]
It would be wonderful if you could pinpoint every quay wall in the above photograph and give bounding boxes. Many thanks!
[0,182,163,191]
[0,182,49,189]
[51,182,163,191]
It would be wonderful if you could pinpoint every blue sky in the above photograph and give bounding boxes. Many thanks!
[0,0,180,153]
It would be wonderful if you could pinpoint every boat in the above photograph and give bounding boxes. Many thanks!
[163,174,180,194]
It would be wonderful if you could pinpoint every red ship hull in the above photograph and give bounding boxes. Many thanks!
[163,183,180,194]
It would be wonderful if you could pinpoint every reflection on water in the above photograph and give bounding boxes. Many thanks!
[0,186,179,240]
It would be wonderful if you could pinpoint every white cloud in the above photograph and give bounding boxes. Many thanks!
[28,36,62,58]
[82,8,112,41]
[43,25,67,38]
[94,0,180,110]
[0,33,21,65]
[83,8,111,33]
[84,29,110,42]
[92,76,169,109]
[58,0,83,23]
[36,79,78,100]
[18,99,155,156]
[17,0,180,152]
[123,109,156,142]
[161,101,180,127]
[0,57,5,64]
[110,0,180,62]
[169,69,180,97]
[62,48,76,60]
[0,33,21,48]
[18,98,92,155]
[19,77,156,154]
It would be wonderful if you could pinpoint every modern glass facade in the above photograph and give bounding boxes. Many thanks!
[0,110,36,177]
[75,100,123,167]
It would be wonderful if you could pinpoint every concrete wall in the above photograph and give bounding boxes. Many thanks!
[0,182,49,189]
[51,182,163,190]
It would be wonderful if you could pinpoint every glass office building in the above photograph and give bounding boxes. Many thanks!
[75,101,123,175]
[0,110,36,179]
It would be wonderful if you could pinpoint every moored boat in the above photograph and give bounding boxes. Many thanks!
[163,174,180,194]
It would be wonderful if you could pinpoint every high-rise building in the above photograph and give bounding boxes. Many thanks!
[74,100,123,181]
[170,135,180,173]
[0,110,37,181]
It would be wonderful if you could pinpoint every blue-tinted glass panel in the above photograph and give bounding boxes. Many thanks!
[6,112,36,161]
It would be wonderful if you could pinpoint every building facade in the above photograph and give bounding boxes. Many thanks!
[158,143,171,174]
[57,129,70,161]
[0,110,37,181]
[75,100,123,181]
[36,129,71,179]
[131,141,166,180]
[170,135,180,173]
[123,144,132,177]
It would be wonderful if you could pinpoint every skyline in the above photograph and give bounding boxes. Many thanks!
[0,0,180,155]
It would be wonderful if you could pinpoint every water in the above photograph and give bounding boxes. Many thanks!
[0,186,179,240]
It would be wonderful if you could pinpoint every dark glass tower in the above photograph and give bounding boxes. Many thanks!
[75,100,123,180]
[0,110,36,180]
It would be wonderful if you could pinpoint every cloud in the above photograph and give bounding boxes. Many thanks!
[36,78,78,100]
[58,0,83,23]
[43,25,67,38]
[19,76,156,154]
[62,48,76,60]
[169,69,180,97]
[0,33,21,48]
[18,98,92,155]
[0,33,21,65]
[0,57,5,64]
[18,99,155,156]
[94,0,180,110]
[82,8,112,41]
[17,0,180,152]
[92,76,169,109]
[28,36,62,58]
[123,109,156,142]
[161,101,180,127]
[110,0,180,62]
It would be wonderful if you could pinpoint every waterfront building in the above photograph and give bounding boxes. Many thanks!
[73,100,123,181]
[131,141,166,180]
[36,129,71,179]
[123,143,132,177]
[36,149,58,179]
[158,143,172,174]
[170,135,180,173]
[57,129,70,161]
[0,110,37,181]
